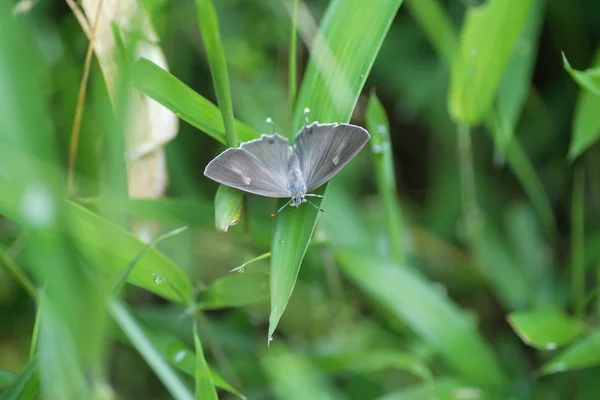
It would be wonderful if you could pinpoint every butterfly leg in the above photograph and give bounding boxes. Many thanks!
[271,198,294,217]
[305,194,324,198]
[305,199,325,213]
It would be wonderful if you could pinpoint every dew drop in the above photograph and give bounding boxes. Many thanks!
[278,239,285,245]
[268,336,274,347]
[21,184,55,227]
[174,350,186,362]
[238,266,245,273]
[545,342,558,350]
[152,273,165,285]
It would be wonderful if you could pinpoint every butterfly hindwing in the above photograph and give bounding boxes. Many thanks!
[204,134,292,197]
[294,123,370,192]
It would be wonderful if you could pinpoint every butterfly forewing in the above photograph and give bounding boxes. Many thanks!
[294,123,370,192]
[204,134,292,197]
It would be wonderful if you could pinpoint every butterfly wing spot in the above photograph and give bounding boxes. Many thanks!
[243,176,252,185]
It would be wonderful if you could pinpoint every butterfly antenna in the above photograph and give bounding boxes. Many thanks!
[305,199,325,213]
[266,117,275,134]
[303,107,310,127]
[271,198,293,217]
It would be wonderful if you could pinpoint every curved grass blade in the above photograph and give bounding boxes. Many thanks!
[197,272,269,310]
[192,315,218,400]
[131,58,259,145]
[0,358,38,400]
[268,0,404,339]
[0,179,192,304]
[567,49,600,160]
[541,329,600,375]
[366,92,405,262]
[109,299,196,400]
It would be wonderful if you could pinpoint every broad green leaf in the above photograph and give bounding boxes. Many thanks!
[448,0,533,124]
[0,180,191,304]
[263,344,345,400]
[198,272,269,310]
[378,378,484,400]
[542,330,600,375]
[0,359,38,400]
[113,318,245,399]
[268,0,404,338]
[214,185,243,233]
[109,299,195,400]
[508,309,586,350]
[323,186,505,387]
[563,52,600,96]
[567,49,600,159]
[366,92,405,262]
[130,58,259,145]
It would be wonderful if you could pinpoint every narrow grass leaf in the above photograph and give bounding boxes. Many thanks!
[0,359,38,400]
[131,58,259,145]
[269,0,403,339]
[314,350,432,383]
[263,344,345,400]
[192,318,218,400]
[113,319,246,399]
[409,0,556,236]
[0,371,15,390]
[405,0,457,63]
[542,330,600,375]
[571,166,585,317]
[109,299,195,400]
[508,309,586,351]
[114,226,189,294]
[568,49,600,159]
[448,0,533,124]
[562,52,600,95]
[324,186,505,387]
[495,0,545,141]
[366,92,405,262]
[198,272,269,310]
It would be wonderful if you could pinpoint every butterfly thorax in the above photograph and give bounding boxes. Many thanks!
[288,154,306,207]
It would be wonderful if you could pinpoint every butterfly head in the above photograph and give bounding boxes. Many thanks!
[291,193,306,207]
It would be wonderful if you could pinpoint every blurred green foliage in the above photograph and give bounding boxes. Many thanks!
[2,0,600,399]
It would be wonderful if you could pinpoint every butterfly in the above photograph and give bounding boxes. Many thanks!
[204,111,370,216]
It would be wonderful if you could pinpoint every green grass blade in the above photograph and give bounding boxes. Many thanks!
[409,0,557,236]
[448,0,534,125]
[542,329,600,375]
[0,359,38,400]
[366,92,405,262]
[288,0,299,109]
[114,226,189,294]
[323,186,505,387]
[571,166,585,317]
[113,320,246,399]
[109,299,196,400]
[563,52,600,95]
[197,272,269,310]
[268,0,404,339]
[263,344,345,400]
[508,309,586,351]
[131,58,259,145]
[192,316,218,400]
[0,179,192,304]
[567,49,600,160]
[495,0,545,140]
[195,0,238,147]
[405,0,457,63]
[378,378,479,400]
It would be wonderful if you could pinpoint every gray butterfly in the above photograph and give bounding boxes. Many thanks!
[204,115,370,215]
